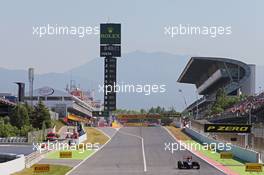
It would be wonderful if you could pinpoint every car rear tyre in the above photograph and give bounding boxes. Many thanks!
[178,161,182,169]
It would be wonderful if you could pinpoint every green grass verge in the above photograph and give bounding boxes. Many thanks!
[45,149,94,160]
[12,164,71,175]
[84,127,109,145]
[45,127,108,160]
[166,126,262,175]
[184,138,261,175]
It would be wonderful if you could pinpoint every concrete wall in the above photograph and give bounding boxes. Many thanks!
[0,154,25,175]
[27,128,53,143]
[184,127,259,163]
[241,64,256,95]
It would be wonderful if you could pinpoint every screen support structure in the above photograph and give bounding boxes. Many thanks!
[100,23,121,125]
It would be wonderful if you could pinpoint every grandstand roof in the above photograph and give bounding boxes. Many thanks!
[177,57,249,85]
[27,87,71,97]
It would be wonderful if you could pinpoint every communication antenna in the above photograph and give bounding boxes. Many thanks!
[28,68,34,106]
[107,17,110,23]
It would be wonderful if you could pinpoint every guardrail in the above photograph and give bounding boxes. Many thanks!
[25,149,49,168]
[0,137,27,143]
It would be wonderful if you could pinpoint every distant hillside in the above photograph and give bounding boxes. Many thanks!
[0,51,263,111]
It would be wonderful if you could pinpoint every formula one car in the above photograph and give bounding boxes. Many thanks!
[178,156,200,169]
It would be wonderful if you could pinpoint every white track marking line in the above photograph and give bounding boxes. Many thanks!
[65,128,118,175]
[118,129,147,172]
[163,126,226,175]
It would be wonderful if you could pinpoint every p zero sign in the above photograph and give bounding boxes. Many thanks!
[204,124,251,133]
[245,163,263,172]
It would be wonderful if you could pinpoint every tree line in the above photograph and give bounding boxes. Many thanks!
[210,88,246,115]
[0,101,51,137]
[114,106,180,116]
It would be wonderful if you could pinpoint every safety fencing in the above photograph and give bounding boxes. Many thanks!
[25,149,50,168]
[0,137,27,143]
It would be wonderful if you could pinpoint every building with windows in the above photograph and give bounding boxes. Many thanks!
[25,86,102,124]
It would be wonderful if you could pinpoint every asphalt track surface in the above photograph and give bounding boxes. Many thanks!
[96,127,117,138]
[0,144,34,156]
[69,127,226,175]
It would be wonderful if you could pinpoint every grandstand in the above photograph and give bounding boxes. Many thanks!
[210,92,264,123]
[178,57,256,120]
[24,86,100,125]
[178,58,264,158]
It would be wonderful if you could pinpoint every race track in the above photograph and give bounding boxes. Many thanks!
[0,144,34,156]
[69,127,225,175]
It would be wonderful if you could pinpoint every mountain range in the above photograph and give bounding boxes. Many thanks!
[0,51,263,111]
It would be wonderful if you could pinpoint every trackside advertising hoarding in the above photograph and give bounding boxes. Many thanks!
[204,124,251,133]
[100,23,121,45]
[33,164,50,173]
[100,23,121,57]
[245,163,263,172]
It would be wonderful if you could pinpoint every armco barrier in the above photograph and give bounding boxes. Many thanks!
[184,127,259,163]
[25,150,49,168]
[0,137,27,143]
[0,154,25,175]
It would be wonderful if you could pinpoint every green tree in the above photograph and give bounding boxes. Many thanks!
[3,116,10,124]
[149,107,155,113]
[19,125,34,136]
[161,107,166,114]
[168,106,177,114]
[10,104,29,129]
[24,102,34,124]
[140,109,146,114]
[32,101,51,129]
[211,88,241,115]
[0,123,18,137]
[156,106,162,114]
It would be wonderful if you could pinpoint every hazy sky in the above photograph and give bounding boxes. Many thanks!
[0,0,263,74]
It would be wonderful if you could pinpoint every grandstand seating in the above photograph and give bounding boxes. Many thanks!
[227,92,264,115]
[0,97,16,106]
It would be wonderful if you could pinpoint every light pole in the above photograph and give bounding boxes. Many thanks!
[178,89,187,108]
[195,90,199,119]
[245,103,253,148]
